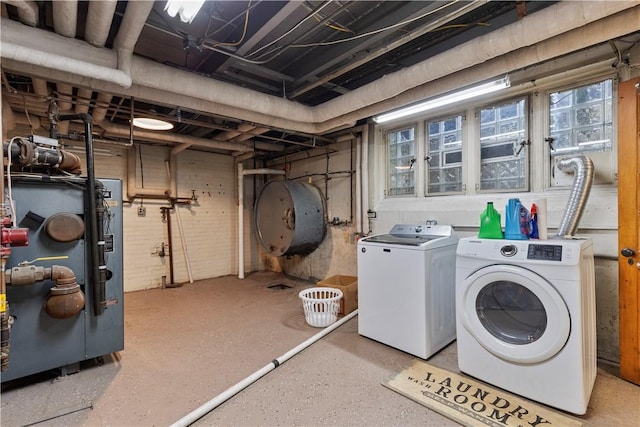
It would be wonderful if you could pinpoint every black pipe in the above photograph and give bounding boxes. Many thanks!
[56,113,105,315]
[162,207,175,285]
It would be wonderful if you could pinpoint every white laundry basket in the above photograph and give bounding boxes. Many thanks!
[299,287,343,327]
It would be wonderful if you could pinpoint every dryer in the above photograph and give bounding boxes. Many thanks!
[455,237,596,415]
[358,224,458,359]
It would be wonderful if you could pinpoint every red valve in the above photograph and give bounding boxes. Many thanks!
[1,228,29,247]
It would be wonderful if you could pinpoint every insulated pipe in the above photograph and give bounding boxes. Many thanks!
[100,121,254,153]
[361,126,370,235]
[1,4,637,133]
[237,164,285,279]
[91,92,112,124]
[555,156,595,238]
[355,135,362,234]
[75,88,93,114]
[170,309,359,427]
[126,147,171,201]
[165,161,193,284]
[1,41,132,88]
[52,0,77,38]
[85,0,117,47]
[112,0,154,77]
[2,0,38,26]
[2,97,16,133]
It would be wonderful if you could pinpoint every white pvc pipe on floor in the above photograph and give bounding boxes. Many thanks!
[170,309,358,427]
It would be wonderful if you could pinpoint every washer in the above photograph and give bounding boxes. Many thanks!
[455,237,596,415]
[357,224,458,359]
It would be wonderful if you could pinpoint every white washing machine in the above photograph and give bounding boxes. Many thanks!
[357,224,458,359]
[455,237,596,415]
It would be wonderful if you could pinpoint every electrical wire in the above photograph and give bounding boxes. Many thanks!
[303,1,354,34]
[206,0,252,48]
[245,0,334,59]
[288,0,463,48]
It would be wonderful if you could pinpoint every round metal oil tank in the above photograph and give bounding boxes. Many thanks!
[254,180,326,256]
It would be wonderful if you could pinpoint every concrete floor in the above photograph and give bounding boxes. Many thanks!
[1,271,639,426]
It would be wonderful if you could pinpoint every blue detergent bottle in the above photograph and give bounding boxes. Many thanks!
[504,198,529,240]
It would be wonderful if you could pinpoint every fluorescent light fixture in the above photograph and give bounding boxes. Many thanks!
[132,117,174,131]
[165,0,206,24]
[373,76,511,124]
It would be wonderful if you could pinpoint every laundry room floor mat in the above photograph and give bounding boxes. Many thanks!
[383,360,583,427]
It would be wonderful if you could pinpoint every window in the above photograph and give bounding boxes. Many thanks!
[479,98,528,191]
[426,115,463,194]
[549,79,613,156]
[387,126,415,196]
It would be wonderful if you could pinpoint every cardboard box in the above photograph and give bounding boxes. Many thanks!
[317,275,358,315]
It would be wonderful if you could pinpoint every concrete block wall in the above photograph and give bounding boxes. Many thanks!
[87,142,253,292]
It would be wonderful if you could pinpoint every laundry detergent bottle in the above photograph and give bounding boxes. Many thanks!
[478,202,503,239]
[504,198,529,240]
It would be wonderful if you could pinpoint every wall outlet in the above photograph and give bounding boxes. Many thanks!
[138,206,146,217]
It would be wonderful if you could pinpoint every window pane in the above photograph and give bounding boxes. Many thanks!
[387,126,415,196]
[425,115,463,194]
[549,79,613,156]
[479,99,527,191]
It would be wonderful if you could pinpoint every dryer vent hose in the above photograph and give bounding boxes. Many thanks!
[556,156,594,238]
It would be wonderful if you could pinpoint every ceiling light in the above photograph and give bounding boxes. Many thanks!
[165,0,206,24]
[373,76,511,124]
[132,117,174,131]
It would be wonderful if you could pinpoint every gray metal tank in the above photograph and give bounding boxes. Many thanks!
[254,180,326,256]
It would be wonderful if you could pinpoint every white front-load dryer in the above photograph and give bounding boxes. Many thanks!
[455,237,596,415]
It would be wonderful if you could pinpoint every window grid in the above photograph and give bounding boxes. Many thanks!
[479,98,527,191]
[549,79,613,156]
[426,115,463,194]
[387,127,415,196]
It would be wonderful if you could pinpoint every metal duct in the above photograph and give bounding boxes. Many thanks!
[556,156,595,238]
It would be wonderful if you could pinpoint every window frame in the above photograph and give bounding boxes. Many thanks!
[544,75,617,188]
[385,123,418,197]
[424,113,466,196]
[475,94,531,194]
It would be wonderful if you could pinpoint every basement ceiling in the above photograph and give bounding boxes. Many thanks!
[1,1,638,159]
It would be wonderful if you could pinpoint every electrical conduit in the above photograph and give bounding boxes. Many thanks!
[170,309,358,427]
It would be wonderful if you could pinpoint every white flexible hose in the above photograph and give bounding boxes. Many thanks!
[170,309,358,427]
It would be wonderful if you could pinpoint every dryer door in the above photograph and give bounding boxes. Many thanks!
[459,264,570,364]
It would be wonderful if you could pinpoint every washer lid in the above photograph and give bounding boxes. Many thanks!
[361,223,454,246]
[362,234,435,246]
[459,264,570,364]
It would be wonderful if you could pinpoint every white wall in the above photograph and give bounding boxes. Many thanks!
[75,142,247,292]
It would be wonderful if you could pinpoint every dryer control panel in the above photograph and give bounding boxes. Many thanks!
[527,244,563,261]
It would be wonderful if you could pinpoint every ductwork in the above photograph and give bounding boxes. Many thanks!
[0,3,638,134]
[555,156,595,238]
